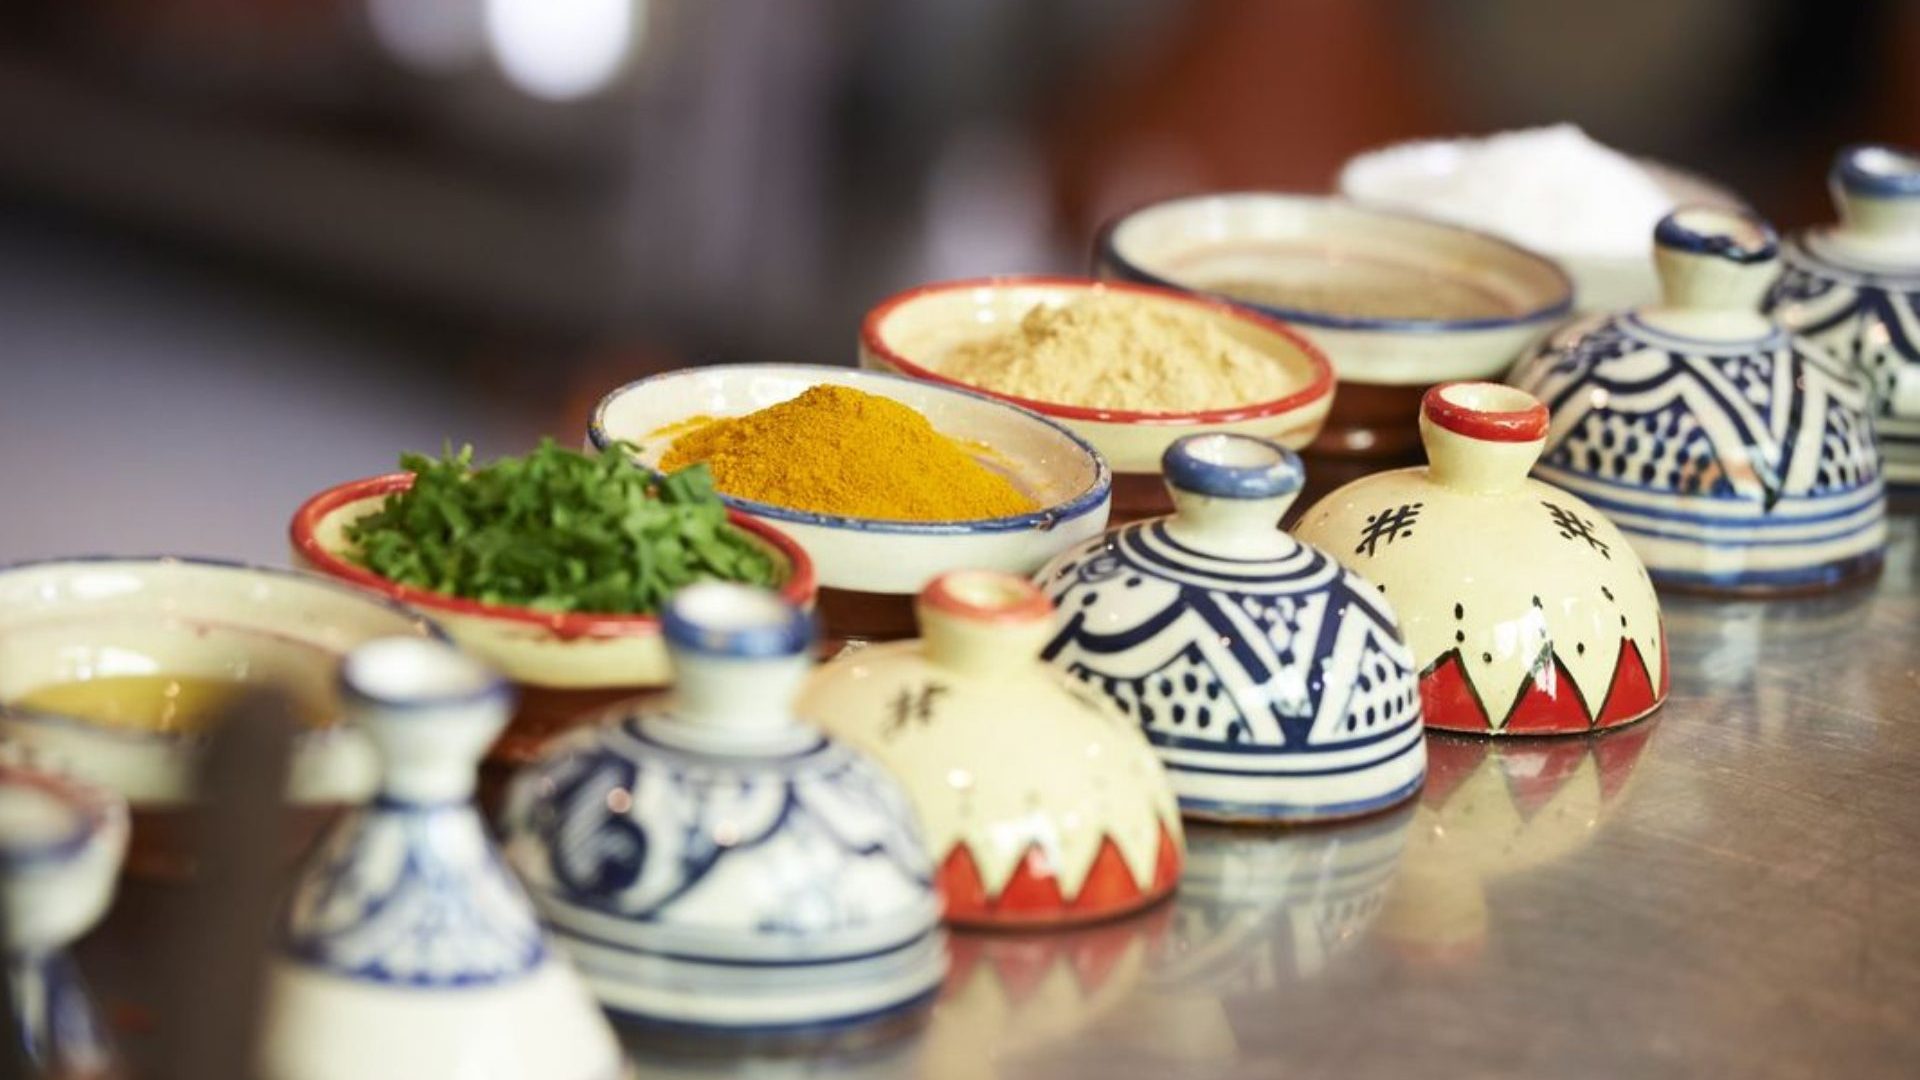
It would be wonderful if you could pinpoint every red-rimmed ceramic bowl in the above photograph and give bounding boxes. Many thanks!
[860,276,1335,524]
[290,473,817,764]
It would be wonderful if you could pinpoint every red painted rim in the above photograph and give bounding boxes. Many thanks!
[289,474,817,639]
[919,570,1051,624]
[860,274,1337,425]
[1421,382,1549,443]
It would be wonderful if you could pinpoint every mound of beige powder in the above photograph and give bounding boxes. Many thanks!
[935,295,1299,413]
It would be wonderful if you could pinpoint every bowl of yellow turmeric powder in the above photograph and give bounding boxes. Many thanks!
[859,276,1335,523]
[589,365,1112,636]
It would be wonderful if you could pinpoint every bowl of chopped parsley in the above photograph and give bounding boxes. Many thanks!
[290,440,815,762]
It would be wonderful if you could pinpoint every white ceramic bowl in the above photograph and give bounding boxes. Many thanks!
[859,276,1335,475]
[1340,154,1747,312]
[589,364,1113,595]
[0,557,439,806]
[1096,193,1573,457]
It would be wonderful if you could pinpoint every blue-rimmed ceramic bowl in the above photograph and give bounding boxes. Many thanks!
[1095,193,1573,459]
[590,364,1113,638]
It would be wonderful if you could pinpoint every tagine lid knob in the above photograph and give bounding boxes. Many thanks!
[337,636,514,804]
[1828,143,1920,254]
[1157,433,1306,560]
[1417,381,1550,495]
[1641,207,1782,341]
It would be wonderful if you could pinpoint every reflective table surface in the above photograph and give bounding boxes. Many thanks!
[79,515,1920,1079]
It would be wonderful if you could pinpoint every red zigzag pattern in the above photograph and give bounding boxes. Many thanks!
[1419,628,1667,735]
[937,822,1182,929]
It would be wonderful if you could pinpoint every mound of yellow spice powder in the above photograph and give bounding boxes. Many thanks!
[658,385,1039,521]
[936,294,1297,413]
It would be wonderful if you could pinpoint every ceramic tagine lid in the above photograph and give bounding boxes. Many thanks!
[1508,206,1887,594]
[0,751,128,1080]
[500,584,947,1034]
[1766,143,1920,491]
[256,638,625,1080]
[798,570,1185,928]
[1293,382,1667,735]
[1034,434,1426,823]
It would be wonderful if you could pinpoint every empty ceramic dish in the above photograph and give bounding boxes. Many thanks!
[500,584,946,1033]
[1766,144,1920,494]
[1509,207,1887,594]
[1034,434,1427,822]
[257,638,625,1080]
[1095,192,1571,458]
[798,570,1184,928]
[1294,383,1667,734]
[0,751,128,1080]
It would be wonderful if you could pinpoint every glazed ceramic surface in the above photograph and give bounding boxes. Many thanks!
[0,557,436,806]
[257,638,625,1080]
[0,751,128,1080]
[500,584,946,1033]
[1095,193,1571,457]
[589,364,1112,594]
[799,571,1184,928]
[1034,434,1427,822]
[1510,208,1887,593]
[1766,144,1920,492]
[291,473,816,691]
[1294,383,1668,735]
[859,275,1335,474]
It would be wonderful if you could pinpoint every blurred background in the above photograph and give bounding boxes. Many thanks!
[2,0,1916,561]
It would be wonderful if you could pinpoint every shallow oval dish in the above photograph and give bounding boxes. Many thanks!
[589,364,1113,595]
[1096,193,1572,457]
[0,556,437,806]
[860,275,1335,474]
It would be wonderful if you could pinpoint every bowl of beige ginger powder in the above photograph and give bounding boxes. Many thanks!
[861,276,1335,523]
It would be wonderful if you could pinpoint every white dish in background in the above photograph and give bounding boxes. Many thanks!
[0,557,439,806]
[589,364,1112,595]
[1339,129,1747,312]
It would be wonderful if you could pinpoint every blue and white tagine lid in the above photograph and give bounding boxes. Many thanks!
[0,749,128,1080]
[1034,433,1427,824]
[257,638,626,1080]
[1766,144,1920,491]
[1510,207,1887,594]
[500,584,947,1035]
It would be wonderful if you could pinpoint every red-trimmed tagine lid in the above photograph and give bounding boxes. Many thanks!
[798,570,1184,928]
[1293,382,1668,735]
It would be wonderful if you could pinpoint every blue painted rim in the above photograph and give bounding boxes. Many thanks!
[1647,550,1886,591]
[1161,434,1302,499]
[603,983,941,1038]
[1094,192,1575,334]
[0,770,106,871]
[587,364,1113,536]
[0,554,450,747]
[1833,144,1920,198]
[661,584,816,659]
[1177,770,1427,822]
[1653,208,1779,264]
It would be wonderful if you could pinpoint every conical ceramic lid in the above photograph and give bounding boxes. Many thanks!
[1508,207,1886,594]
[1767,144,1920,489]
[1033,434,1426,823]
[258,638,625,1080]
[799,571,1183,928]
[501,584,947,1033]
[1294,382,1666,734]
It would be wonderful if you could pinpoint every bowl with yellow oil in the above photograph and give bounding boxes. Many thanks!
[0,557,442,818]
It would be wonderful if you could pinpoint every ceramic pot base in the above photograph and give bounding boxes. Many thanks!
[1648,550,1886,600]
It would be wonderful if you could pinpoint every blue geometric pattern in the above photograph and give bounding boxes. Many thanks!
[1039,522,1420,759]
[1515,314,1880,509]
[281,804,547,988]
[509,718,931,933]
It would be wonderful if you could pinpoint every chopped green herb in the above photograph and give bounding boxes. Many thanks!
[346,439,781,614]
